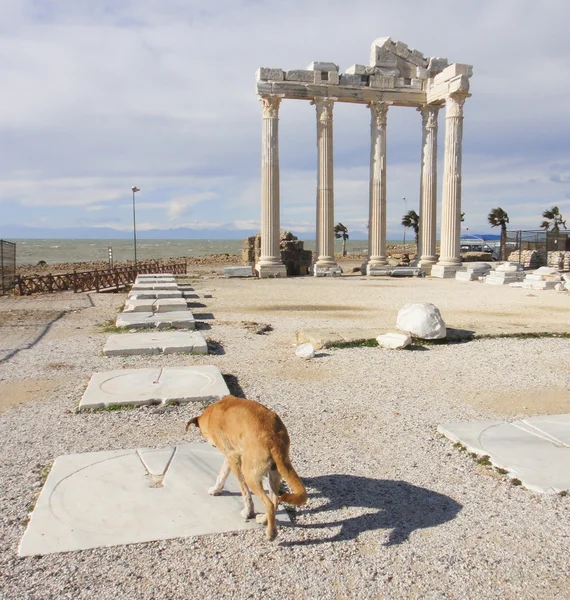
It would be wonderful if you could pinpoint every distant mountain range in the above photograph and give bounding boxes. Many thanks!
[0,225,369,240]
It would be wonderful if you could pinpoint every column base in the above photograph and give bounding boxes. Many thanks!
[313,264,342,277]
[430,264,464,279]
[255,263,287,279]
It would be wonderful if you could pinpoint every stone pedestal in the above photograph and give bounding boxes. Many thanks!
[314,264,342,277]
[257,95,287,278]
[431,264,463,279]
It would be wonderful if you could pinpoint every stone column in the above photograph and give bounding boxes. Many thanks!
[418,104,440,270]
[432,94,467,278]
[367,101,389,273]
[312,98,340,276]
[256,95,287,278]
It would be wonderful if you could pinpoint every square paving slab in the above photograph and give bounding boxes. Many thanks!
[19,443,290,556]
[123,298,188,313]
[131,283,180,291]
[79,366,229,410]
[103,331,207,355]
[115,311,195,330]
[128,290,183,300]
[438,414,570,493]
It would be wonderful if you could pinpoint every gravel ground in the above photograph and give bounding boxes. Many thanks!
[1,274,569,600]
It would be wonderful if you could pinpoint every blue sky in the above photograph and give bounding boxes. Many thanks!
[0,0,569,239]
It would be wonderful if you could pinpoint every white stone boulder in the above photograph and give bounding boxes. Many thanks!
[376,332,412,350]
[295,343,315,359]
[555,283,566,292]
[396,303,446,340]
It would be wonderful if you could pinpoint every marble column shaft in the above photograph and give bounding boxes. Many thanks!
[368,102,389,267]
[418,105,440,266]
[259,96,282,265]
[438,94,467,267]
[313,98,336,267]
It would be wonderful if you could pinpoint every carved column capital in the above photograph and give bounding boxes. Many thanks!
[368,101,389,128]
[418,104,441,128]
[312,98,335,123]
[445,94,467,119]
[260,95,282,118]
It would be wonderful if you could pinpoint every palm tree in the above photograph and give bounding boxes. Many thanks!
[487,207,510,261]
[401,210,420,245]
[540,206,567,233]
[334,222,349,256]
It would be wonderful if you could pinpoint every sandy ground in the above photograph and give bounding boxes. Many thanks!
[1,268,569,599]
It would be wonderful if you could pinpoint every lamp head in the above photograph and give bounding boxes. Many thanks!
[132,186,140,192]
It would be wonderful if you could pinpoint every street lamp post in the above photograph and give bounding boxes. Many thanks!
[132,186,140,264]
[402,197,408,247]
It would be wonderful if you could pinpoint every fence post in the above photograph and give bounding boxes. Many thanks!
[95,269,99,292]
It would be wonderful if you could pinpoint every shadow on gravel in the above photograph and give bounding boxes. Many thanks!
[222,374,246,398]
[282,475,462,547]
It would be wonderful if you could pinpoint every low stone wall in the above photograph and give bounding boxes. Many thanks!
[546,251,570,271]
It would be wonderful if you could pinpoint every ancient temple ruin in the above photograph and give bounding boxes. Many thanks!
[255,37,473,278]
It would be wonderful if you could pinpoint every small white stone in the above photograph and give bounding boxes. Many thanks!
[376,332,412,350]
[555,283,566,292]
[295,343,315,359]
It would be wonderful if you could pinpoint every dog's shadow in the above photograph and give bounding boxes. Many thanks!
[282,474,462,547]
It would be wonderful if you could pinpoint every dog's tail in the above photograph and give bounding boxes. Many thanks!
[271,449,307,506]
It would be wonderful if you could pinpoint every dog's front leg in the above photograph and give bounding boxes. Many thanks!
[208,459,231,496]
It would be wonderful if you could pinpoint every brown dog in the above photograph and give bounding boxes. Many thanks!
[186,395,307,540]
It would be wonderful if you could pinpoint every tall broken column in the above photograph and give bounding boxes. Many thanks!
[418,104,440,270]
[432,91,468,278]
[313,98,340,276]
[367,101,390,273]
[256,95,287,278]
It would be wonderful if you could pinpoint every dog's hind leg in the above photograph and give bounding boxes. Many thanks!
[227,453,254,520]
[257,468,282,526]
[208,458,230,496]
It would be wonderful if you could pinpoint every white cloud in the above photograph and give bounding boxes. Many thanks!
[0,0,569,238]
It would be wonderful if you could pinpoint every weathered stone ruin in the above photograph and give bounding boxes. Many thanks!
[242,232,312,276]
[507,249,545,269]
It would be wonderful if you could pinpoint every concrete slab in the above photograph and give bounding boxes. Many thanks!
[19,443,290,556]
[131,284,180,293]
[103,331,207,356]
[123,298,188,313]
[438,414,570,493]
[224,266,254,278]
[136,273,176,278]
[115,311,196,330]
[296,328,376,350]
[127,291,183,300]
[79,366,229,410]
[134,278,177,286]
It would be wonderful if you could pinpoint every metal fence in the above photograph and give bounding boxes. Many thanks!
[505,230,570,265]
[0,240,16,295]
[16,261,187,295]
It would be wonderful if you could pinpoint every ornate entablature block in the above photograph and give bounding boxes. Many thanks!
[256,37,472,108]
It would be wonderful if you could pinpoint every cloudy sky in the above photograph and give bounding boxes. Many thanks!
[0,0,569,239]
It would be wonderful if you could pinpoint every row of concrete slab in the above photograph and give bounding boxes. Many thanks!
[20,273,287,557]
[455,262,569,290]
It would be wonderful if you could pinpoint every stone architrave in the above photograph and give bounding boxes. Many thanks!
[367,101,390,272]
[256,96,287,279]
[418,104,440,270]
[432,93,468,278]
[312,98,339,275]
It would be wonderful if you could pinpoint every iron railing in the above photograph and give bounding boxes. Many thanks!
[1,240,16,295]
[16,261,187,296]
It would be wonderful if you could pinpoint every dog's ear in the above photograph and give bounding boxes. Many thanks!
[185,416,200,432]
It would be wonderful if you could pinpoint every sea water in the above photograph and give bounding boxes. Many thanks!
[13,238,376,265]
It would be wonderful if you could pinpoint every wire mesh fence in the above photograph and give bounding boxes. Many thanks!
[0,240,16,295]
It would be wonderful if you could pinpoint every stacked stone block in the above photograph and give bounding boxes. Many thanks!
[507,250,545,269]
[546,251,570,271]
[243,232,312,276]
